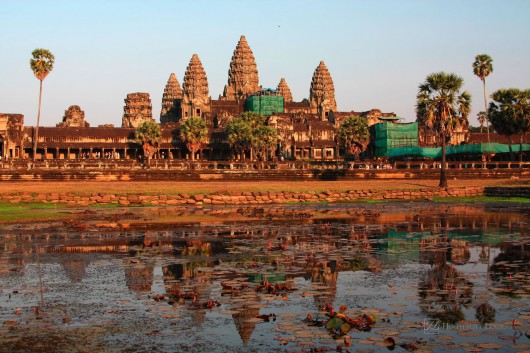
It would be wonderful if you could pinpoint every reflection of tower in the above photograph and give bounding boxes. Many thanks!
[449,239,470,265]
[310,259,339,309]
[60,255,90,282]
[231,294,261,343]
[124,260,154,292]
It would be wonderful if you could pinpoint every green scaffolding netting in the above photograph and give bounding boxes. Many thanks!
[245,95,284,116]
[374,122,418,157]
[384,143,530,159]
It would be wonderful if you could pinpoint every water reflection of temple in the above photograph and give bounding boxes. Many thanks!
[1,204,528,344]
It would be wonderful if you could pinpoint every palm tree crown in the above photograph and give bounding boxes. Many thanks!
[472,54,493,82]
[30,49,55,81]
[179,117,208,160]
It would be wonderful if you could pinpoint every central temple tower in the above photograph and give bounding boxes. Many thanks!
[309,61,337,119]
[222,35,261,101]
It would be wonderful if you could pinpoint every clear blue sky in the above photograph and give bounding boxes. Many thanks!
[1,0,529,127]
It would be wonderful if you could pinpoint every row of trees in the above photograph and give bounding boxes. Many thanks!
[135,113,371,164]
[417,54,529,187]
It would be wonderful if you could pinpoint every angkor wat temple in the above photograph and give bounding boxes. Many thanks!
[1,35,400,161]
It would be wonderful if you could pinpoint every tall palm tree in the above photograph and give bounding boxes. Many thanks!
[477,111,486,133]
[180,117,208,160]
[473,54,493,142]
[416,72,472,188]
[30,48,55,161]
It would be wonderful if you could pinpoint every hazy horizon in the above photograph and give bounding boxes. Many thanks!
[1,0,529,128]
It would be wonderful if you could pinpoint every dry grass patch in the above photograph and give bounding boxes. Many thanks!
[0,179,519,196]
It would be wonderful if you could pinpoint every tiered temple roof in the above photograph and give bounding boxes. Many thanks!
[277,78,293,103]
[160,73,183,124]
[58,105,89,128]
[309,61,337,116]
[183,54,209,101]
[223,35,260,100]
[182,54,210,118]
[122,92,153,128]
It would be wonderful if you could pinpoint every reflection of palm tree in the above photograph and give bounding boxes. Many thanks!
[419,227,474,324]
[418,262,474,324]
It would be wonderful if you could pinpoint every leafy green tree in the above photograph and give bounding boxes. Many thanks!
[516,90,530,161]
[226,117,252,160]
[416,72,471,188]
[240,111,266,130]
[338,116,370,160]
[253,125,278,160]
[225,112,271,160]
[30,48,55,160]
[135,120,161,164]
[473,54,493,141]
[488,89,530,161]
[179,117,208,160]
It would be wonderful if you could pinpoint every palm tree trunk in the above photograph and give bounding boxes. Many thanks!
[33,79,43,161]
[439,134,448,188]
[483,79,490,143]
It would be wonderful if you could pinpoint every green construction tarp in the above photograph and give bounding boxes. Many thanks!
[384,143,530,159]
[374,122,418,157]
[245,95,284,116]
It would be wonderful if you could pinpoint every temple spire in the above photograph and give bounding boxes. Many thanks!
[160,73,183,124]
[182,54,210,118]
[223,35,260,100]
[277,78,293,103]
[309,60,337,116]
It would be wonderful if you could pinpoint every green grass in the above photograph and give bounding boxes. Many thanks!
[432,196,530,203]
[0,203,71,222]
[89,203,121,208]
[0,202,58,211]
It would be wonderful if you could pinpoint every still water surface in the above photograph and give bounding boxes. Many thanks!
[0,203,529,352]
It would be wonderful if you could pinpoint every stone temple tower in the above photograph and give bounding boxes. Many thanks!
[309,61,337,119]
[223,35,261,101]
[160,73,183,124]
[276,78,293,103]
[182,54,210,119]
[122,93,154,128]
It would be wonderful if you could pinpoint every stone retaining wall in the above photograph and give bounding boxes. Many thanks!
[0,186,485,206]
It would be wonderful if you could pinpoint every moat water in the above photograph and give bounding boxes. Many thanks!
[0,203,529,352]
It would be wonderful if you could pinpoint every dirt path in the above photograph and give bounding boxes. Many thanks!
[0,178,522,195]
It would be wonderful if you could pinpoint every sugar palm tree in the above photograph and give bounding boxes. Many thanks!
[477,111,486,133]
[416,72,472,188]
[180,117,208,160]
[473,54,493,142]
[135,120,161,165]
[30,48,55,161]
